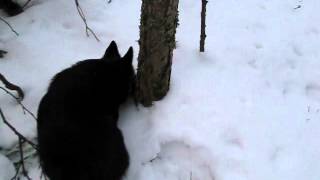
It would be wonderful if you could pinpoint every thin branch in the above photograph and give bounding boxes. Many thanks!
[0,107,37,179]
[0,75,37,179]
[142,153,161,165]
[0,74,36,120]
[200,0,208,52]
[0,87,37,120]
[0,73,24,101]
[74,0,100,41]
[0,107,38,150]
[0,17,19,36]
[9,139,34,180]
[18,138,32,180]
[22,0,32,8]
[10,163,21,180]
[294,5,302,9]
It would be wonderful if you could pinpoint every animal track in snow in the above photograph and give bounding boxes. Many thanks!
[145,140,215,180]
[292,45,303,57]
[254,43,263,50]
[305,83,320,101]
[62,22,73,30]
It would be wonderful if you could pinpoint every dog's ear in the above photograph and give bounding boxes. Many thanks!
[122,47,133,64]
[102,41,121,61]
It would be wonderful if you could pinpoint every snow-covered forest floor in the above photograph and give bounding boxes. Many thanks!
[0,0,320,179]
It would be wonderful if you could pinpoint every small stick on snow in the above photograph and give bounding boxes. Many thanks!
[142,153,161,165]
[0,107,38,150]
[0,107,38,180]
[75,0,100,42]
[0,87,37,121]
[0,73,24,101]
[0,17,19,36]
[10,162,22,180]
[294,5,302,10]
[22,0,32,8]
[18,138,32,180]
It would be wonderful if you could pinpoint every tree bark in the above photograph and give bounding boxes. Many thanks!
[136,0,179,107]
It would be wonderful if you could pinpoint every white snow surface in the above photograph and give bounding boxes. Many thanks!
[0,154,15,180]
[1,0,320,179]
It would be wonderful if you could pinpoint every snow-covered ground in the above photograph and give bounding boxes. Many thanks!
[1,0,320,179]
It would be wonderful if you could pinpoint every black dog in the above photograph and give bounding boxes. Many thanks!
[37,41,135,180]
[0,0,23,16]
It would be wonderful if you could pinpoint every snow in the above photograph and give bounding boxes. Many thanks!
[0,154,15,180]
[1,0,320,179]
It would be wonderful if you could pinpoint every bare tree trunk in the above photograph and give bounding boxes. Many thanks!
[200,0,208,52]
[136,0,179,107]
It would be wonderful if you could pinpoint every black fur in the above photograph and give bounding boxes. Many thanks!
[0,0,23,16]
[37,41,135,180]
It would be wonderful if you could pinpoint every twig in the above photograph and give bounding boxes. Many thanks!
[10,162,21,180]
[294,5,302,10]
[200,0,208,52]
[0,87,37,120]
[9,139,33,180]
[0,107,38,150]
[0,74,36,120]
[0,73,24,101]
[74,0,100,41]
[22,0,32,8]
[0,17,19,36]
[0,78,37,179]
[142,153,161,165]
[0,107,37,180]
[18,138,32,180]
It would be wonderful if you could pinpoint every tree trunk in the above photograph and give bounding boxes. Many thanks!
[136,0,179,107]
[200,0,208,52]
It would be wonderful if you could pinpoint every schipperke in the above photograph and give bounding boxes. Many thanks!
[37,41,135,180]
